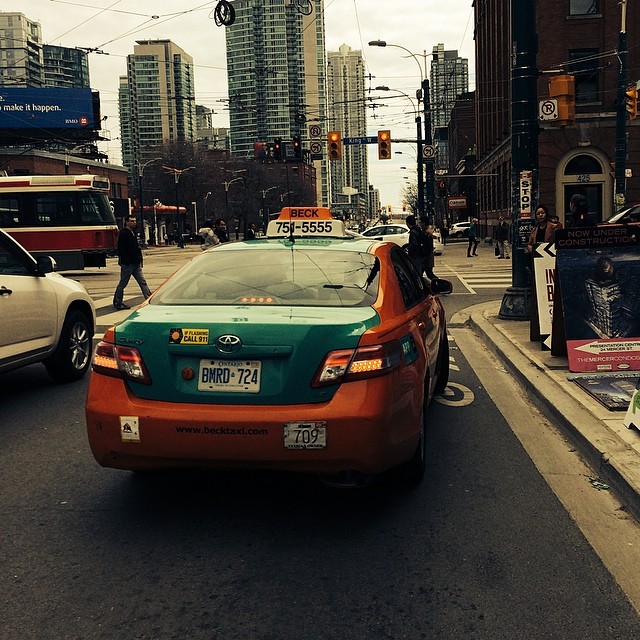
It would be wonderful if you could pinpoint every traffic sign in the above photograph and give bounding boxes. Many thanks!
[343,136,377,145]
[308,124,322,139]
[539,98,558,121]
[423,144,435,158]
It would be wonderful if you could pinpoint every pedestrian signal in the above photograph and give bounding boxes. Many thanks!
[377,130,391,159]
[328,131,342,161]
[626,85,638,120]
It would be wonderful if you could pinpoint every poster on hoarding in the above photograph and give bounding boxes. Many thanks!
[532,242,556,349]
[555,225,640,372]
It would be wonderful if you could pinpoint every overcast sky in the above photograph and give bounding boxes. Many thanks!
[19,0,476,207]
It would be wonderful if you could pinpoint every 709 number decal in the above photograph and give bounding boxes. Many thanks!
[283,421,327,449]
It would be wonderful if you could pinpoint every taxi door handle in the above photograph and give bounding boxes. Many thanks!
[0,286,13,297]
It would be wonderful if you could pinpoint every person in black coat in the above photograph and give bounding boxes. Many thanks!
[112,216,152,310]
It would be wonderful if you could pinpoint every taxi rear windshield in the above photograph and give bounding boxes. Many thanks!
[152,248,380,307]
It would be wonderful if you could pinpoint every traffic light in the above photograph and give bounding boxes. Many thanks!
[292,135,302,158]
[438,180,447,197]
[328,130,342,161]
[377,130,391,159]
[548,74,575,126]
[626,85,638,120]
[274,137,282,160]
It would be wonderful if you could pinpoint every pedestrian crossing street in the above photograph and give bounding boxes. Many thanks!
[440,261,513,293]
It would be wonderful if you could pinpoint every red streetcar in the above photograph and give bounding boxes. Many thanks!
[0,174,118,270]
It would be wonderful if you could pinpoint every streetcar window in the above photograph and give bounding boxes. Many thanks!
[36,195,75,225]
[0,197,19,227]
[80,193,114,223]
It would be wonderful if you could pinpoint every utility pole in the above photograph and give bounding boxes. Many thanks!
[499,0,539,320]
[423,78,435,225]
[614,0,629,210]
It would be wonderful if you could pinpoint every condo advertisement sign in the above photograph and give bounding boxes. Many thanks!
[555,225,640,372]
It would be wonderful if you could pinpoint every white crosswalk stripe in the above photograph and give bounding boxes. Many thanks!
[441,265,512,293]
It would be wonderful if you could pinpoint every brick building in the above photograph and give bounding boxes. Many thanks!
[473,0,639,228]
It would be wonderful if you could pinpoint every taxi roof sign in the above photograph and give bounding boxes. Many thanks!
[267,206,349,238]
[276,207,333,220]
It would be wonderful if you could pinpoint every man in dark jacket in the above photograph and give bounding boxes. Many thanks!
[113,216,152,310]
[406,215,430,276]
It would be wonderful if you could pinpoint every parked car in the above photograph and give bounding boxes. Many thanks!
[360,223,410,248]
[0,228,95,381]
[86,209,452,486]
[449,220,471,238]
[601,203,640,225]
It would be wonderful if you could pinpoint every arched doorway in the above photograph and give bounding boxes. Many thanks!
[555,150,611,225]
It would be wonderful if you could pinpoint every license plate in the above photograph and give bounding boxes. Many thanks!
[283,422,327,449]
[198,359,261,393]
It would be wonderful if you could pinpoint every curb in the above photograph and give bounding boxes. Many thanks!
[453,301,640,523]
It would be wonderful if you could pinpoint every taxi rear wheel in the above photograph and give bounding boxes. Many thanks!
[433,334,450,394]
[399,383,428,484]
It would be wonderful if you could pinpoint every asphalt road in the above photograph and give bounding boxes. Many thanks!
[1,244,639,639]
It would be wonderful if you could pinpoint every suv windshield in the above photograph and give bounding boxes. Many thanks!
[152,248,380,307]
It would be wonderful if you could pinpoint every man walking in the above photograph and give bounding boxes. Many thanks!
[113,216,152,310]
[495,216,510,259]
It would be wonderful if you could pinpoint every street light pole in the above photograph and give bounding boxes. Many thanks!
[163,165,195,249]
[261,186,278,225]
[374,85,423,218]
[370,41,434,222]
[224,177,245,226]
[138,157,161,245]
[499,0,538,320]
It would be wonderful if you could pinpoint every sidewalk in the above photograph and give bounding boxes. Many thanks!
[453,299,640,522]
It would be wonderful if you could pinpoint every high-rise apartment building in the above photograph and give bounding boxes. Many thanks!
[326,44,369,218]
[0,12,44,86]
[119,39,197,176]
[429,43,469,170]
[43,45,89,88]
[224,0,328,205]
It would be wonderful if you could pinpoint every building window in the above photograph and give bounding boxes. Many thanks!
[569,1,599,15]
[568,49,599,102]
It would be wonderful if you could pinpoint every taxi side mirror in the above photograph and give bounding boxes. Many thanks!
[429,278,453,295]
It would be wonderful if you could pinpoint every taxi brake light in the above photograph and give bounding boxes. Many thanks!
[92,340,152,384]
[312,342,402,387]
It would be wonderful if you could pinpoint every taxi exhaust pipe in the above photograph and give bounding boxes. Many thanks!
[319,470,373,489]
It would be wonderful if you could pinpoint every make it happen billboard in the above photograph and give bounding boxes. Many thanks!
[0,87,96,130]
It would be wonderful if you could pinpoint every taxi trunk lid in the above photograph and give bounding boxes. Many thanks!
[115,304,380,405]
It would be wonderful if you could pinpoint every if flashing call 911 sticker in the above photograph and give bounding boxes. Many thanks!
[169,328,209,345]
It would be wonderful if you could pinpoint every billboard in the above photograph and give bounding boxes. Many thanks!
[555,226,640,372]
[0,87,97,130]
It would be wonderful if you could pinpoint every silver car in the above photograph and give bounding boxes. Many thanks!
[0,229,95,381]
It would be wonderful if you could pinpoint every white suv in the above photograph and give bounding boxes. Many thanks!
[449,221,471,237]
[0,229,95,381]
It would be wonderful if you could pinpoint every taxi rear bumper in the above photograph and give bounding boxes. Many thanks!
[85,372,425,476]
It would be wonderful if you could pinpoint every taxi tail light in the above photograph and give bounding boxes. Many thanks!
[92,340,152,384]
[312,342,402,387]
